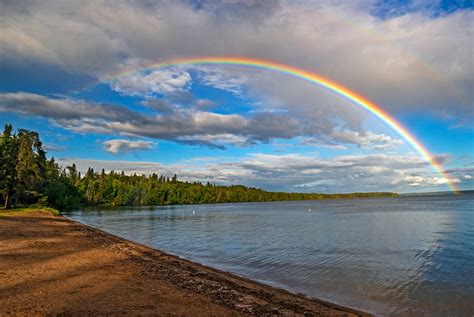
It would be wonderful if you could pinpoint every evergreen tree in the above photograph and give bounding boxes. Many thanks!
[14,129,47,205]
[0,124,18,208]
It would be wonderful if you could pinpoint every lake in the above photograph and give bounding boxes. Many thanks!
[65,192,474,316]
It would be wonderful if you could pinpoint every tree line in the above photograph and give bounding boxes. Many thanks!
[0,124,398,210]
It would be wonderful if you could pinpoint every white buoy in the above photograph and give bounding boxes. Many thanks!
[308,208,311,212]
[192,210,196,214]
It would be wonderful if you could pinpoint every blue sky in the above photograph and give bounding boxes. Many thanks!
[0,0,472,193]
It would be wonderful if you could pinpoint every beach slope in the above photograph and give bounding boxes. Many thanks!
[0,210,370,316]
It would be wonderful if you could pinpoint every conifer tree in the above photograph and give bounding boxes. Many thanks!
[0,124,18,208]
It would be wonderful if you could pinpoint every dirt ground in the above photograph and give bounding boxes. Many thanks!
[0,210,371,316]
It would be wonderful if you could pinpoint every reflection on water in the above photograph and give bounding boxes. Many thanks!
[66,193,474,316]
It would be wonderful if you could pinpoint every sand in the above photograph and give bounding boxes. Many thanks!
[0,210,371,316]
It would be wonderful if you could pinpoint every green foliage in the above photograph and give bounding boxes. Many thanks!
[74,172,398,207]
[0,124,18,208]
[14,129,47,205]
[0,124,81,210]
[0,124,399,210]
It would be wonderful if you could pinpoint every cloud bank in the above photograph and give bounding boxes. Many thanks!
[1,0,472,117]
[57,152,462,193]
[0,92,402,150]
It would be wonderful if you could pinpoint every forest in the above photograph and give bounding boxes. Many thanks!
[0,124,398,210]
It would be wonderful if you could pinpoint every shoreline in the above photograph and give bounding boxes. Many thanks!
[84,194,400,209]
[1,210,371,316]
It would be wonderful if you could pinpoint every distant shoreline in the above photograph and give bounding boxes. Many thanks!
[400,189,473,196]
[0,209,371,316]
[79,192,401,210]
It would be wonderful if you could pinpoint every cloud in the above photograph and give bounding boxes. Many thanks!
[444,166,474,183]
[1,0,472,120]
[0,92,142,123]
[57,151,460,193]
[177,133,250,148]
[44,143,65,152]
[4,92,392,150]
[330,130,404,150]
[103,139,154,154]
[194,66,250,97]
[403,175,461,187]
[299,138,349,150]
[142,93,216,112]
[0,92,305,148]
[1,1,469,193]
[301,130,404,150]
[111,68,192,96]
[57,158,167,176]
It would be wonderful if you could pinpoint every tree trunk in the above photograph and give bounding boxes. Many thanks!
[4,192,10,209]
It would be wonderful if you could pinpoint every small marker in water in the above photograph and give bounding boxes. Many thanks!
[192,210,195,214]
[308,208,311,212]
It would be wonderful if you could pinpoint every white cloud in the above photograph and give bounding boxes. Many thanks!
[194,66,250,96]
[300,139,349,150]
[103,139,154,154]
[403,175,461,187]
[177,133,249,147]
[301,130,404,151]
[110,68,192,96]
[57,151,459,193]
[330,130,404,150]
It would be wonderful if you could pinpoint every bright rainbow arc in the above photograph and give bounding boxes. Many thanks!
[103,56,458,192]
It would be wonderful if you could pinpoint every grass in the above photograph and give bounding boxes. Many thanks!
[0,206,60,217]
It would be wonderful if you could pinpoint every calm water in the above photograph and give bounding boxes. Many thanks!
[65,193,474,316]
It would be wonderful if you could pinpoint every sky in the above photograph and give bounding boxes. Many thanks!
[0,0,473,193]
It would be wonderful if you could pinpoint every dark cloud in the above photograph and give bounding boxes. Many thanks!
[0,92,143,123]
[0,92,320,148]
[0,0,472,118]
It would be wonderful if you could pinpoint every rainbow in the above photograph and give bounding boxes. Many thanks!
[103,56,457,192]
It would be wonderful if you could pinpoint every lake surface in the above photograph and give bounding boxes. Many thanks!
[65,192,474,316]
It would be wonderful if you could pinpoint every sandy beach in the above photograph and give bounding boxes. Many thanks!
[0,210,370,316]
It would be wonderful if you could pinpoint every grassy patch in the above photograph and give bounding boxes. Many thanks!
[0,207,60,217]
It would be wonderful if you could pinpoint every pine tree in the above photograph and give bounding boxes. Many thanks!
[0,124,18,208]
[15,130,47,205]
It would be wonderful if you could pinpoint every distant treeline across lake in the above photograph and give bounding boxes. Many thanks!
[0,124,398,210]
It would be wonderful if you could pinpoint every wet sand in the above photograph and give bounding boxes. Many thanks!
[0,210,371,316]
